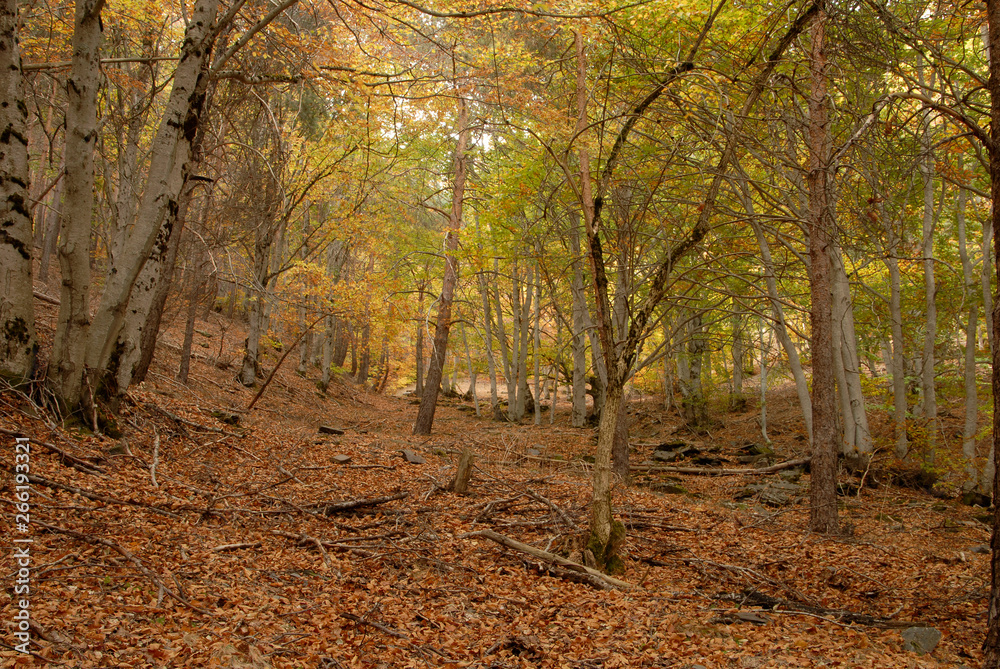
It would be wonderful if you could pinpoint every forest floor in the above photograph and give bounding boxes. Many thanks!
[0,295,993,668]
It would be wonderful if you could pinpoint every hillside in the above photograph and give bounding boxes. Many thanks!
[0,300,991,668]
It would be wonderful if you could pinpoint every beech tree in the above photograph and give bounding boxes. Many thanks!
[0,0,36,382]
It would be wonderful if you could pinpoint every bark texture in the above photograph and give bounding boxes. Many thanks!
[806,4,839,535]
[48,0,105,406]
[413,97,469,435]
[0,0,36,381]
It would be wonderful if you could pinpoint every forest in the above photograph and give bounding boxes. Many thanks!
[4,0,1000,665]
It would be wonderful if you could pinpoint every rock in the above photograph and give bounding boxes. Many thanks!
[211,410,240,426]
[737,480,803,507]
[526,448,542,457]
[970,544,990,554]
[900,626,941,655]
[651,482,688,495]
[319,426,345,435]
[960,491,991,507]
[400,449,426,464]
[331,455,351,464]
[778,468,804,483]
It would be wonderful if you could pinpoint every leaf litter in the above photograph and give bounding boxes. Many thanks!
[0,316,991,668]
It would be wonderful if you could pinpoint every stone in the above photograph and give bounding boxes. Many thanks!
[778,468,804,483]
[331,455,351,464]
[901,627,941,655]
[319,426,345,435]
[737,479,803,507]
[526,448,542,457]
[651,482,688,495]
[400,449,426,464]
[970,544,990,554]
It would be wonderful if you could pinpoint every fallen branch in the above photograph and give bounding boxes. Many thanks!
[312,491,408,515]
[0,427,105,474]
[727,590,927,629]
[35,521,209,614]
[146,403,242,438]
[27,474,180,519]
[33,290,60,305]
[461,528,633,590]
[149,432,160,488]
[340,613,408,639]
[631,457,810,476]
[525,487,579,531]
[272,530,376,559]
[211,542,262,552]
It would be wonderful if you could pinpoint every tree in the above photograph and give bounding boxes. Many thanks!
[413,95,470,435]
[805,0,838,535]
[0,0,36,382]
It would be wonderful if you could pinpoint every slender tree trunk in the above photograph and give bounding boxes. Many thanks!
[957,182,983,493]
[917,60,938,456]
[746,197,813,441]
[806,3,838,535]
[493,262,515,418]
[985,0,1000,656]
[760,317,770,443]
[730,315,746,411]
[478,271,499,411]
[0,0,36,382]
[462,323,479,415]
[48,0,105,407]
[533,262,542,425]
[830,245,873,462]
[885,223,908,457]
[413,97,469,435]
[569,213,589,427]
[984,218,995,359]
[415,284,425,397]
[38,178,62,285]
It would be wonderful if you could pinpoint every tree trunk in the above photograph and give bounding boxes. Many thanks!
[477,271,499,411]
[985,0,1000,656]
[682,312,708,427]
[84,0,220,394]
[533,261,542,425]
[746,195,813,442]
[48,0,105,407]
[413,96,469,435]
[415,284,425,397]
[730,315,746,411]
[884,219,908,458]
[830,244,873,462]
[462,323,479,415]
[37,178,62,285]
[0,0,36,382]
[760,317,770,443]
[806,3,838,535]
[569,213,589,427]
[917,59,938,457]
[957,182,983,493]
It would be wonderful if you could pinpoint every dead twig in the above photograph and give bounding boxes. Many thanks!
[35,521,209,614]
[26,474,180,519]
[461,528,633,590]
